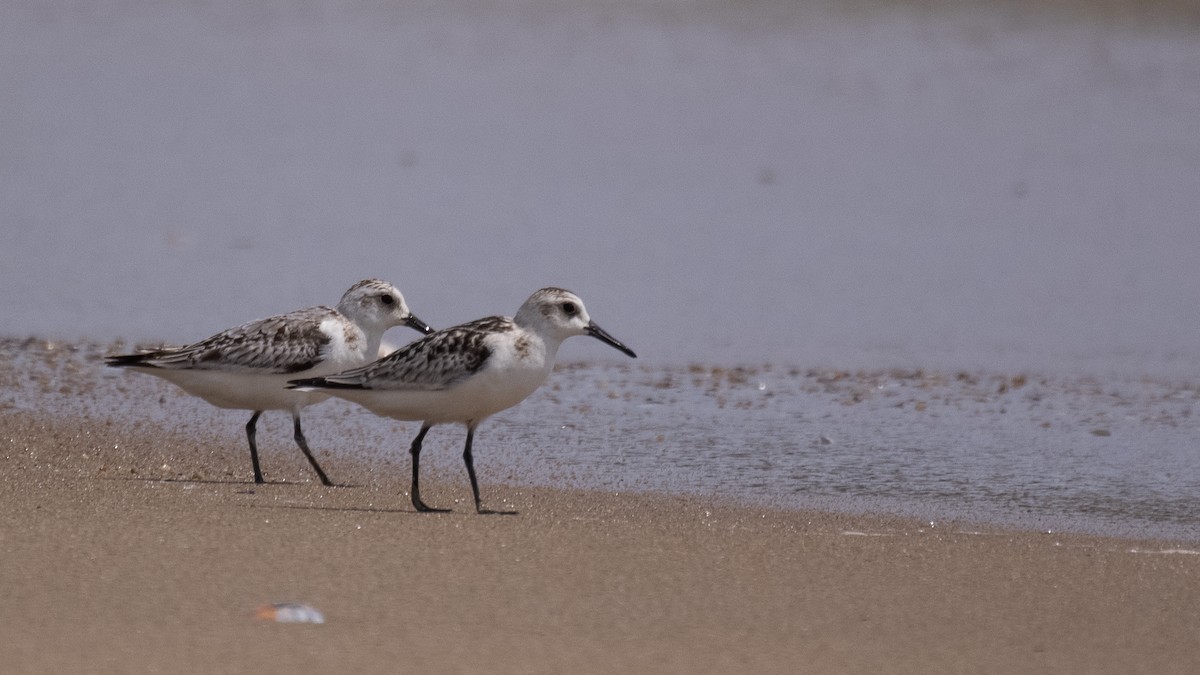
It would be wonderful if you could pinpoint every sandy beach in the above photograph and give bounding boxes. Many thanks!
[2,406,1198,674]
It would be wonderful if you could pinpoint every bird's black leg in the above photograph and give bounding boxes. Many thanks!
[462,426,483,513]
[463,425,516,515]
[292,413,333,486]
[410,424,448,512]
[246,411,265,484]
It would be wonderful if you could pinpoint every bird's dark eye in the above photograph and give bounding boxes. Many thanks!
[561,301,576,315]
[380,294,395,306]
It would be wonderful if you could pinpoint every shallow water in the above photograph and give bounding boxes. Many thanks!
[2,0,1200,376]
[2,2,1199,539]
[4,339,1197,540]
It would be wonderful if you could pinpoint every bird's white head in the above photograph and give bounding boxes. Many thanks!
[514,287,637,358]
[337,279,432,336]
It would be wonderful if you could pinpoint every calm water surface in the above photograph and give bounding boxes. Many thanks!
[4,340,1198,541]
[2,0,1199,375]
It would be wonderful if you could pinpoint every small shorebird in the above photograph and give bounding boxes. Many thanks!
[106,279,432,485]
[288,287,636,513]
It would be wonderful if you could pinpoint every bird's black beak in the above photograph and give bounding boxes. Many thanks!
[586,321,637,358]
[406,314,434,334]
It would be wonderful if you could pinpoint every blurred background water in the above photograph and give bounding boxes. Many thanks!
[3,0,1199,539]
[3,0,1199,375]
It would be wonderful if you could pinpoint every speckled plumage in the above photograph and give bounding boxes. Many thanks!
[106,279,431,485]
[107,306,341,374]
[289,287,637,513]
[312,315,514,391]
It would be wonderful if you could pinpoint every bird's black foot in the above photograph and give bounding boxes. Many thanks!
[477,506,519,516]
[412,496,451,513]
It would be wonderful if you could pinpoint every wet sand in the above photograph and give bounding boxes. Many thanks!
[2,409,1198,674]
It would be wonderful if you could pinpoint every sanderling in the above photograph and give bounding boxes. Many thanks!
[288,287,636,513]
[106,279,432,485]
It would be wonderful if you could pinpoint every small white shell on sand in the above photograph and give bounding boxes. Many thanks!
[255,603,325,624]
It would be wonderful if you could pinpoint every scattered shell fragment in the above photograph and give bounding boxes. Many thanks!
[255,603,325,624]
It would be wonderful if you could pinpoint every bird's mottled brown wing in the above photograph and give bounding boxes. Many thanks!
[106,306,337,374]
[310,316,511,390]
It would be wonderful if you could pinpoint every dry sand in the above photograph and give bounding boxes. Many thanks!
[1,410,1198,674]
